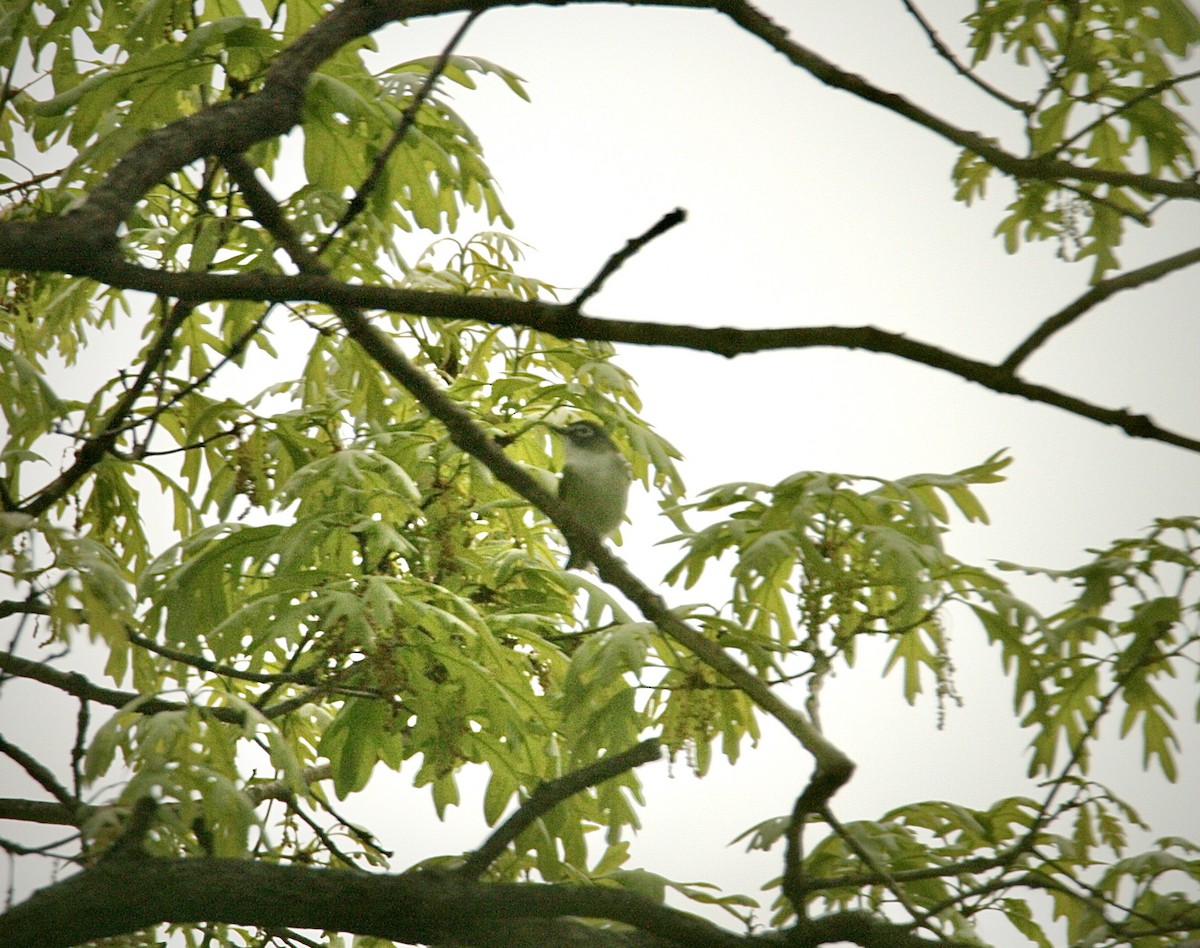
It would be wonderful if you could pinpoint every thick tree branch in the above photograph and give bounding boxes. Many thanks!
[0,855,973,948]
[3,0,1199,281]
[0,858,749,948]
[0,600,49,620]
[23,261,1194,453]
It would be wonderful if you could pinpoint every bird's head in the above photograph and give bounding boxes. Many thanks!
[553,419,617,453]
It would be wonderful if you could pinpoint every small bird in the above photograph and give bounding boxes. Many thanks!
[554,420,631,569]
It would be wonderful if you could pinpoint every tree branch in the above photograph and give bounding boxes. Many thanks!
[0,735,78,812]
[16,300,194,517]
[0,0,1195,460]
[572,208,687,311]
[0,600,50,621]
[460,739,662,878]
[4,0,1200,282]
[27,262,1195,454]
[319,7,484,251]
[0,854,976,948]
[1057,67,1200,156]
[0,858,749,948]
[0,765,334,830]
[126,630,318,686]
[712,0,1200,200]
[1000,243,1200,371]
[899,0,1031,114]
[0,650,321,725]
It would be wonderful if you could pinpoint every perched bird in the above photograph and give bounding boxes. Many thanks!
[554,420,631,569]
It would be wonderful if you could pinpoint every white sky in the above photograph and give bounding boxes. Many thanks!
[3,2,1198,944]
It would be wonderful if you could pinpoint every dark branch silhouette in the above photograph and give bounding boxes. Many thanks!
[0,651,321,725]
[460,739,662,878]
[572,208,688,311]
[0,855,977,948]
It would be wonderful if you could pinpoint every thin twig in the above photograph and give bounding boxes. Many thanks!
[820,805,934,937]
[0,735,77,810]
[70,699,89,799]
[264,929,325,948]
[284,794,367,872]
[459,739,662,878]
[900,0,1031,113]
[1056,67,1200,156]
[1002,242,1200,372]
[0,650,325,725]
[1057,178,1151,226]
[17,300,194,518]
[572,208,687,311]
[318,8,483,253]
[127,630,318,686]
[104,307,274,443]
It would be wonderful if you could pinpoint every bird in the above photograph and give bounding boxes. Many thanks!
[554,420,631,569]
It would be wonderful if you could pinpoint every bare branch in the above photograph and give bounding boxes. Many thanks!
[126,630,318,686]
[16,300,195,518]
[0,600,50,621]
[0,650,323,725]
[319,8,484,251]
[899,0,1031,113]
[0,798,87,826]
[713,0,1200,200]
[0,765,334,830]
[820,806,931,936]
[1057,67,1200,156]
[0,852,985,946]
[0,735,78,811]
[460,739,662,878]
[0,857,750,948]
[572,208,687,311]
[4,0,1200,283]
[1001,243,1200,372]
[39,261,1198,455]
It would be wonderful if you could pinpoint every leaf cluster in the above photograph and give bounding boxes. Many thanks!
[1,2,1198,947]
[956,0,1200,277]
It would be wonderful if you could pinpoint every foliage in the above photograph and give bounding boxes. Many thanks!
[1,1,1199,947]
[958,0,1200,278]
